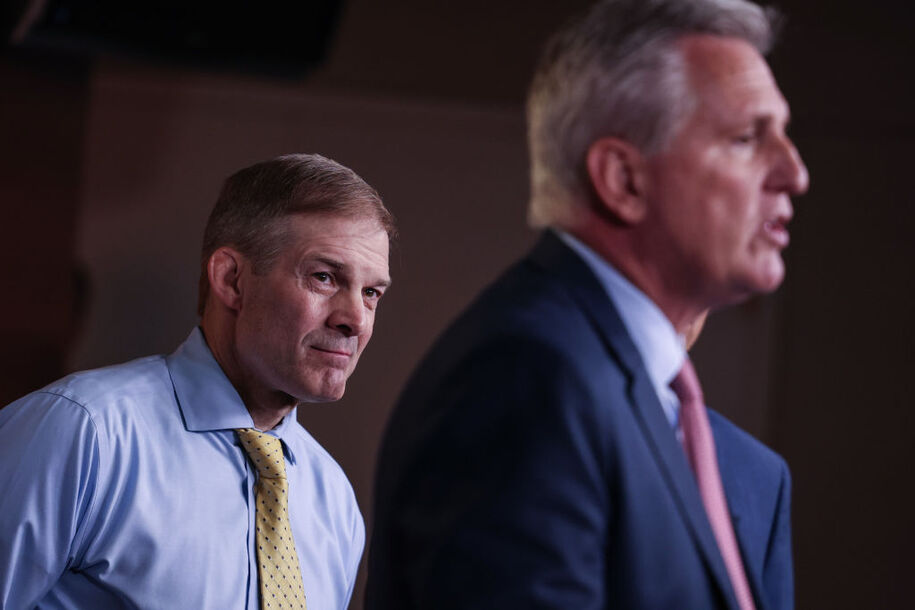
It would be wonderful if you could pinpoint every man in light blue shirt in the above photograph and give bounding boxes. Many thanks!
[0,153,395,609]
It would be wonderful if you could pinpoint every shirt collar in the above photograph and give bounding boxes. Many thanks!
[166,327,299,463]
[555,230,686,392]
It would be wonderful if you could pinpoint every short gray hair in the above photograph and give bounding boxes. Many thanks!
[198,153,396,315]
[527,0,777,227]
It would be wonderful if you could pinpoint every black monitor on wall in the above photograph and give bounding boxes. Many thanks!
[9,0,344,76]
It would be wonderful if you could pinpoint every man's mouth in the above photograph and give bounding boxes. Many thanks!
[311,346,352,357]
[762,216,791,248]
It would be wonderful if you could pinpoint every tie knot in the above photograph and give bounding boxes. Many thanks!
[670,358,704,407]
[236,428,286,479]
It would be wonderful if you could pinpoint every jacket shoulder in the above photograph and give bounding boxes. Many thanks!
[708,409,789,479]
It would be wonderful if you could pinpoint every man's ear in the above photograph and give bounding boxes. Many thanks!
[585,137,649,225]
[207,247,245,312]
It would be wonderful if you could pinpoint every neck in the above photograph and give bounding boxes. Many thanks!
[563,214,709,335]
[244,400,294,432]
[199,314,296,431]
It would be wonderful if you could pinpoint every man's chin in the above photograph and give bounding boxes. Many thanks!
[756,259,786,293]
[718,266,784,307]
[289,359,362,403]
[295,377,348,404]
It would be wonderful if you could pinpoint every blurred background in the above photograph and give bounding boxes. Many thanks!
[1,0,913,607]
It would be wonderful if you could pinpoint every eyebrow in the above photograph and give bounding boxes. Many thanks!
[314,256,345,271]
[313,256,392,288]
[755,97,792,126]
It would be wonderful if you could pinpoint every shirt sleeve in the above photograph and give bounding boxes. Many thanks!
[0,391,101,608]
[342,505,365,609]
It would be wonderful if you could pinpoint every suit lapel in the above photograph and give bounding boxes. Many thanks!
[712,417,767,609]
[528,232,739,609]
[725,488,765,609]
[627,374,739,609]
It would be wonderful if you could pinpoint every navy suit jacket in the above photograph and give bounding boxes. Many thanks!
[367,232,792,609]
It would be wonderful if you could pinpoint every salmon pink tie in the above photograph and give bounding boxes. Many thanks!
[671,359,756,610]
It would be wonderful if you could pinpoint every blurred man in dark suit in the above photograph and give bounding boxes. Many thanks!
[368,0,807,608]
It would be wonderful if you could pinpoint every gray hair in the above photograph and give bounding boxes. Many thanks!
[527,0,778,227]
[197,153,396,315]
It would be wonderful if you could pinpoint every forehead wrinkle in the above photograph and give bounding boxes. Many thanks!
[312,256,345,270]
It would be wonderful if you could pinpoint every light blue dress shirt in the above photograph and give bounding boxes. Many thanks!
[0,328,364,609]
[556,231,687,428]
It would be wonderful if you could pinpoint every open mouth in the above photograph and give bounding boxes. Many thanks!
[762,218,790,248]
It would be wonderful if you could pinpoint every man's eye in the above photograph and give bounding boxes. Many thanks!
[733,132,756,145]
[364,288,380,299]
[313,272,331,282]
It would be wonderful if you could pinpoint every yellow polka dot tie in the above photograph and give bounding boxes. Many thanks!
[236,428,307,610]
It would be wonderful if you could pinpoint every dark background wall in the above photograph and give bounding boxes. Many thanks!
[1,1,913,608]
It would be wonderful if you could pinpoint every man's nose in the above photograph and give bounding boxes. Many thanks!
[327,290,368,337]
[767,136,809,196]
